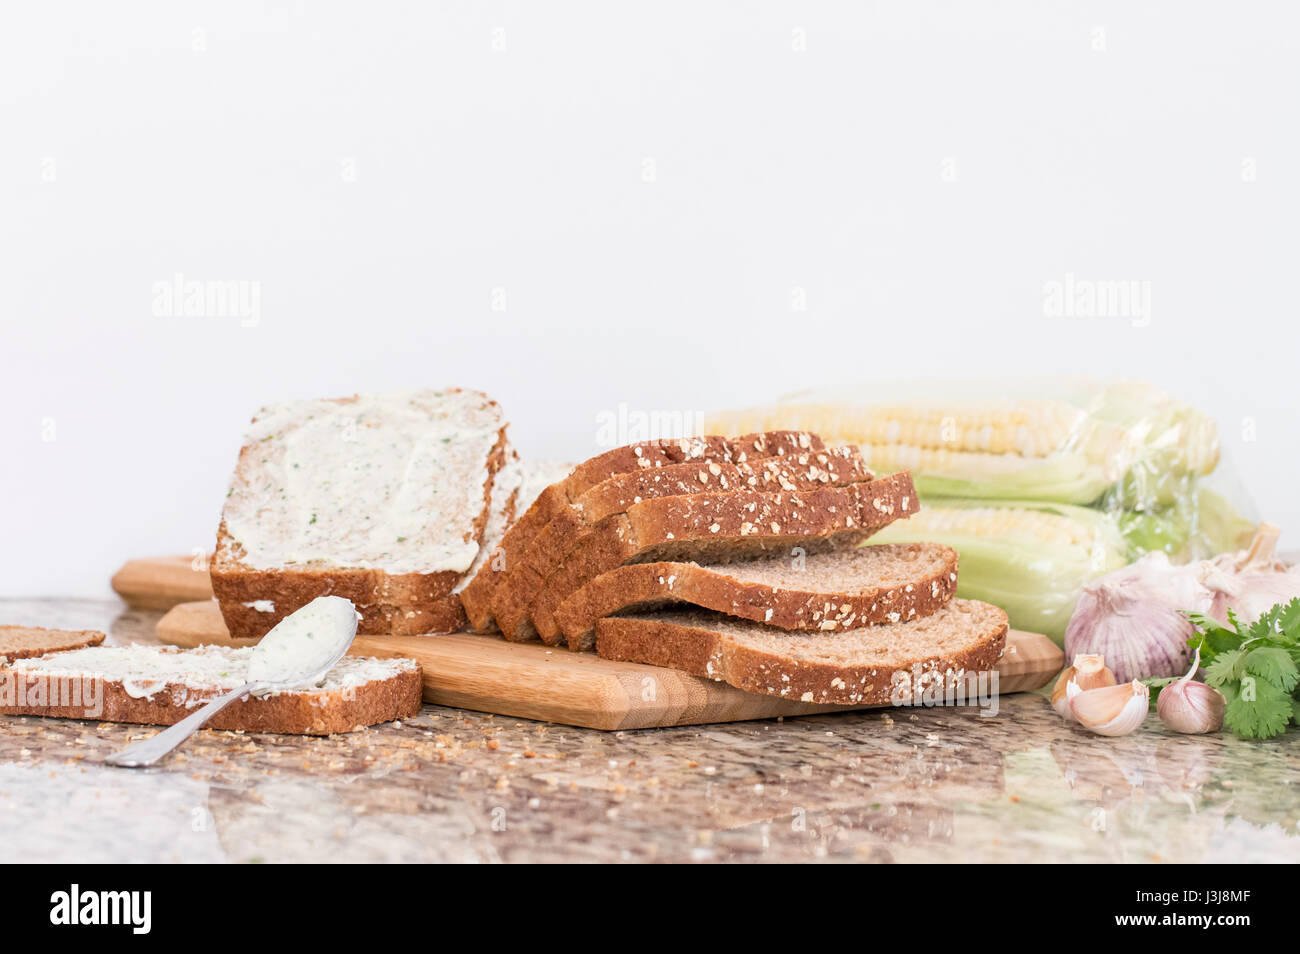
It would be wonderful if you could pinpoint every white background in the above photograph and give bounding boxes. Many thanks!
[2,1,1297,597]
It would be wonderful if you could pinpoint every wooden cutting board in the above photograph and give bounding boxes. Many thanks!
[157,600,1064,731]
[111,555,213,609]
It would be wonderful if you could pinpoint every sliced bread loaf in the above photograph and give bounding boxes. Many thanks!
[528,471,917,645]
[211,388,508,638]
[553,542,958,650]
[0,625,106,662]
[457,431,824,632]
[492,445,874,640]
[1,644,422,734]
[595,598,1007,705]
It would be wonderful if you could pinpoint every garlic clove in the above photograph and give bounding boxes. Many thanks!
[1156,646,1225,734]
[1069,680,1149,736]
[1050,655,1117,721]
[1071,654,1117,689]
[1157,680,1225,734]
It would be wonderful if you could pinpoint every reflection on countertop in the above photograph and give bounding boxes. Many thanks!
[1,598,1297,863]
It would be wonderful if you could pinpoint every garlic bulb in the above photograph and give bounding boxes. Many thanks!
[1050,654,1116,721]
[1064,552,1213,683]
[1156,648,1225,734]
[1201,524,1300,625]
[1069,680,1149,736]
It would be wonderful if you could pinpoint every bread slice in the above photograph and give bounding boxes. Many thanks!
[457,431,824,632]
[454,457,571,633]
[1,644,422,735]
[492,445,874,641]
[596,598,1007,705]
[554,542,958,650]
[529,471,917,645]
[211,388,508,638]
[0,625,106,663]
[454,447,523,599]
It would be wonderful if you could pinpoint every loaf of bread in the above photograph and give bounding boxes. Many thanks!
[457,431,826,632]
[492,445,876,640]
[528,471,918,643]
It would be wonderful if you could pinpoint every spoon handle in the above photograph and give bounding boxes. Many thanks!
[104,682,260,768]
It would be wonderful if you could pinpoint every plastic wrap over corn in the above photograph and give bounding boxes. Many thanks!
[705,378,1255,642]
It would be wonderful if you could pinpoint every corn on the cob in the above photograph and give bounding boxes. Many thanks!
[871,498,1129,642]
[706,399,1087,458]
[705,381,1219,506]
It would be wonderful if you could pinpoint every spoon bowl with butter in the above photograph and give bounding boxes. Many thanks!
[105,596,359,768]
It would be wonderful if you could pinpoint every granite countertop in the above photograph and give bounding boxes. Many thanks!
[2,597,1298,863]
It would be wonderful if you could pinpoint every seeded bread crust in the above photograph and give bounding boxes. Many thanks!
[0,663,422,735]
[458,431,825,632]
[0,625,106,662]
[212,391,509,638]
[554,542,958,651]
[528,471,918,646]
[493,446,874,642]
[595,599,1008,706]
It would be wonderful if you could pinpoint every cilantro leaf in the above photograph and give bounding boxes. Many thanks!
[1222,676,1294,739]
[1278,597,1300,635]
[1203,650,1247,688]
[1244,646,1300,692]
[1185,611,1241,663]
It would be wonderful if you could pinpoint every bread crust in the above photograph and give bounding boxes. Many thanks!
[554,542,958,651]
[0,625,106,661]
[212,391,508,638]
[0,665,422,735]
[596,599,1008,706]
[526,471,918,645]
[458,431,826,632]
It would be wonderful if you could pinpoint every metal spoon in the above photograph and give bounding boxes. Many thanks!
[105,596,359,768]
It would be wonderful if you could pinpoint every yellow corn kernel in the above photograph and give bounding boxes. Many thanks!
[705,400,1087,459]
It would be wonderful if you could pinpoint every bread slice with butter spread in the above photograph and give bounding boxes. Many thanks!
[1,644,421,734]
[211,388,508,638]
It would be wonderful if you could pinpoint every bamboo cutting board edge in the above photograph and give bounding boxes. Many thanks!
[111,554,213,610]
[155,600,1063,731]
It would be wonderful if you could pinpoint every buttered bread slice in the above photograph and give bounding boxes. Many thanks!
[2,644,422,734]
[211,388,508,637]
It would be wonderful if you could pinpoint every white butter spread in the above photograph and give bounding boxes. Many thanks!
[221,389,502,574]
[11,644,415,706]
[517,459,575,512]
[455,451,523,592]
[242,600,275,613]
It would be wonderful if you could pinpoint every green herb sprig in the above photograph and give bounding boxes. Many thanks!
[1186,597,1300,739]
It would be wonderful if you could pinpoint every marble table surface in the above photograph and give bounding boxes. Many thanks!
[2,597,1297,864]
